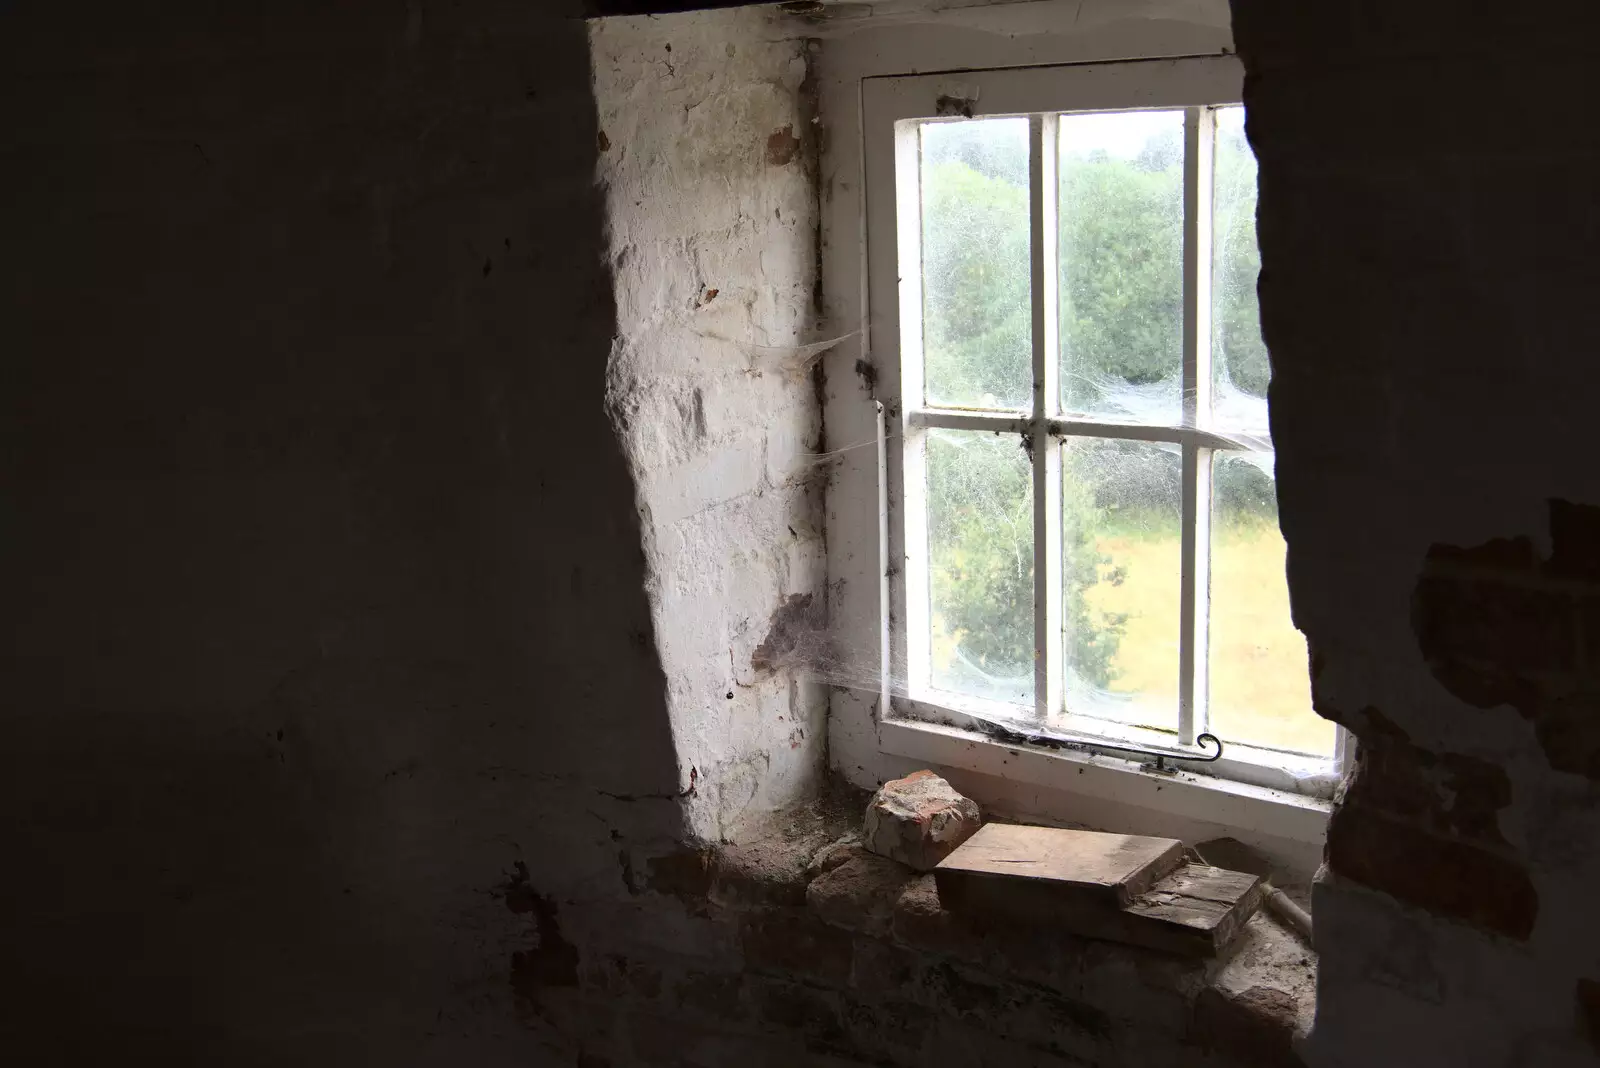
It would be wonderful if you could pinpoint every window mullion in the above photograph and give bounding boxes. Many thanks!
[1177,108,1209,741]
[1178,106,1215,746]
[1030,112,1062,726]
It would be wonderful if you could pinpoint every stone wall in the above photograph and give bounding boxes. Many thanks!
[1231,1,1600,1064]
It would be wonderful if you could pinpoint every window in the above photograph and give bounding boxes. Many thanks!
[862,58,1348,804]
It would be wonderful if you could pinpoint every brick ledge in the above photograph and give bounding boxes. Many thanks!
[643,796,1317,1067]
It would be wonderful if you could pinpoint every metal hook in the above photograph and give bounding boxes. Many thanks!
[980,723,1225,770]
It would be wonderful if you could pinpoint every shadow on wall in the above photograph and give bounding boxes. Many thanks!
[0,0,682,1060]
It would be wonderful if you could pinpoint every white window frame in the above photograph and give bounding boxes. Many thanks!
[817,5,1345,863]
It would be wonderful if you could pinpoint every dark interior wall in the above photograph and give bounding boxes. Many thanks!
[1233,2,1600,1062]
[1,1,687,1060]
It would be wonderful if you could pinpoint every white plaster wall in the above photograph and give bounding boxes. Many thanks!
[592,8,829,843]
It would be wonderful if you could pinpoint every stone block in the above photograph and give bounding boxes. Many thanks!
[889,875,1062,988]
[863,770,981,871]
[806,851,917,936]
[712,837,815,908]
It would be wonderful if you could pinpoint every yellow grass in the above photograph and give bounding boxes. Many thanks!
[1088,520,1331,756]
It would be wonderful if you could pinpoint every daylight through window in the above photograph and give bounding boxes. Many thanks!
[896,103,1334,775]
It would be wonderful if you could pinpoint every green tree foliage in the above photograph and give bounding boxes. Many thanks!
[921,160,1031,409]
[1061,133,1183,404]
[927,431,1034,693]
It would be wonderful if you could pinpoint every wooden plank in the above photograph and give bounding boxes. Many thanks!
[934,824,1186,908]
[934,827,1263,957]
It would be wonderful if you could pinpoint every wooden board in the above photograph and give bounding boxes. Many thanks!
[1116,865,1264,956]
[934,824,1185,908]
[933,826,1263,957]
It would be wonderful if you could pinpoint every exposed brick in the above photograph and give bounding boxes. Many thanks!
[1325,805,1538,940]
[807,851,916,936]
[741,909,855,985]
[1190,985,1305,1068]
[863,770,981,871]
[1351,736,1512,847]
[1414,518,1600,782]
[1413,571,1576,690]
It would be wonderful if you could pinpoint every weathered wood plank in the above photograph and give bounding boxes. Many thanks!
[1120,865,1265,954]
[934,824,1185,908]
[934,826,1263,957]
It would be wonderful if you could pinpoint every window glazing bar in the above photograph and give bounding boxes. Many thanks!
[1029,113,1063,726]
[1178,106,1215,746]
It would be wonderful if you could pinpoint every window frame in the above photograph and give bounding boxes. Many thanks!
[862,57,1352,809]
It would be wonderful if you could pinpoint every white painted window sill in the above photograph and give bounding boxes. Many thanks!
[879,715,1331,848]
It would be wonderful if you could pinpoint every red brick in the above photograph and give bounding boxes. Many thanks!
[1413,571,1576,687]
[1352,737,1511,847]
[1325,806,1538,940]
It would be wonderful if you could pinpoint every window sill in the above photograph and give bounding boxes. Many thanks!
[879,715,1331,848]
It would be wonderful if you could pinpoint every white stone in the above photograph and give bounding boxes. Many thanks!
[863,770,982,871]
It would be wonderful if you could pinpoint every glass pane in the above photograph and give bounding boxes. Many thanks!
[1212,107,1271,434]
[1059,110,1185,424]
[926,428,1034,707]
[920,118,1032,411]
[1060,437,1181,731]
[1209,452,1330,755]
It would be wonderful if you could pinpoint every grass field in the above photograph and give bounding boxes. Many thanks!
[1085,518,1331,756]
